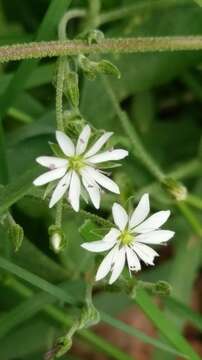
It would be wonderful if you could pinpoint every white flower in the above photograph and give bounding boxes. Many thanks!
[81,194,175,284]
[33,125,128,212]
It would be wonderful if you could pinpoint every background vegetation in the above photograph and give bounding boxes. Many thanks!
[0,0,202,359]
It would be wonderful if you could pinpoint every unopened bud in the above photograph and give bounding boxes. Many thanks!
[154,281,172,296]
[48,225,66,253]
[64,71,79,108]
[97,59,121,79]
[163,178,187,201]
[9,223,24,252]
[87,29,104,44]
[78,54,98,80]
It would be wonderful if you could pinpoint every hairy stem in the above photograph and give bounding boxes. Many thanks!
[2,36,202,63]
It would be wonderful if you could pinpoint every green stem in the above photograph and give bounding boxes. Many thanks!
[58,9,86,41]
[176,202,202,237]
[56,57,65,131]
[3,36,202,63]
[186,193,202,209]
[4,277,134,360]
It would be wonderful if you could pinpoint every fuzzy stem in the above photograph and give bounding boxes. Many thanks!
[2,36,202,63]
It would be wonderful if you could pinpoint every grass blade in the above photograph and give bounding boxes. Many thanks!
[135,290,200,360]
[0,256,74,305]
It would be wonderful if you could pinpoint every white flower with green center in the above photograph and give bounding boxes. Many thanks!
[81,194,175,284]
[33,125,128,212]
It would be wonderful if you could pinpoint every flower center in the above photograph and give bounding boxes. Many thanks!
[69,155,85,171]
[119,230,134,245]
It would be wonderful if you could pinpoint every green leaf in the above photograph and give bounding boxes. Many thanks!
[165,297,202,333]
[0,256,75,305]
[0,166,40,216]
[100,312,187,358]
[135,290,200,360]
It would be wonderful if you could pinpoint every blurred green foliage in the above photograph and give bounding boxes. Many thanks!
[0,0,202,359]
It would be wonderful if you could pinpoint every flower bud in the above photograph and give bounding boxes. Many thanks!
[87,29,104,44]
[97,59,121,79]
[78,54,98,80]
[48,225,66,253]
[163,178,187,201]
[64,71,79,108]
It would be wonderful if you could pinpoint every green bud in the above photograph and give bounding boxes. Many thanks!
[9,222,24,252]
[2,213,24,251]
[97,59,121,79]
[154,281,172,296]
[55,336,72,357]
[87,29,104,45]
[163,178,187,201]
[48,225,66,253]
[64,71,79,108]
[78,54,98,80]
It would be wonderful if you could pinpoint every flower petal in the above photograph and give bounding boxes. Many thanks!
[136,230,175,244]
[96,245,118,282]
[85,132,113,158]
[81,170,101,209]
[87,149,128,164]
[112,203,128,231]
[109,246,126,284]
[56,130,75,156]
[103,228,120,242]
[68,171,81,212]
[81,239,116,253]
[76,125,91,155]
[129,193,150,229]
[49,172,72,208]
[36,156,68,169]
[33,167,66,186]
[126,246,141,271]
[84,167,119,194]
[132,242,159,265]
[134,210,171,233]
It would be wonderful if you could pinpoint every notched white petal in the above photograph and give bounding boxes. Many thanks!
[81,170,101,209]
[136,230,175,244]
[68,171,81,212]
[95,246,118,282]
[84,167,120,194]
[129,193,150,229]
[85,132,113,158]
[132,242,159,266]
[126,246,141,272]
[112,203,128,231]
[134,210,171,233]
[81,239,116,253]
[36,156,68,169]
[76,125,91,155]
[56,130,75,156]
[87,149,128,164]
[103,228,120,242]
[33,167,66,186]
[49,172,71,208]
[109,246,126,284]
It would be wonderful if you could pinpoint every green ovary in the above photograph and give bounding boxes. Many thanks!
[68,156,85,171]
[119,230,134,245]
